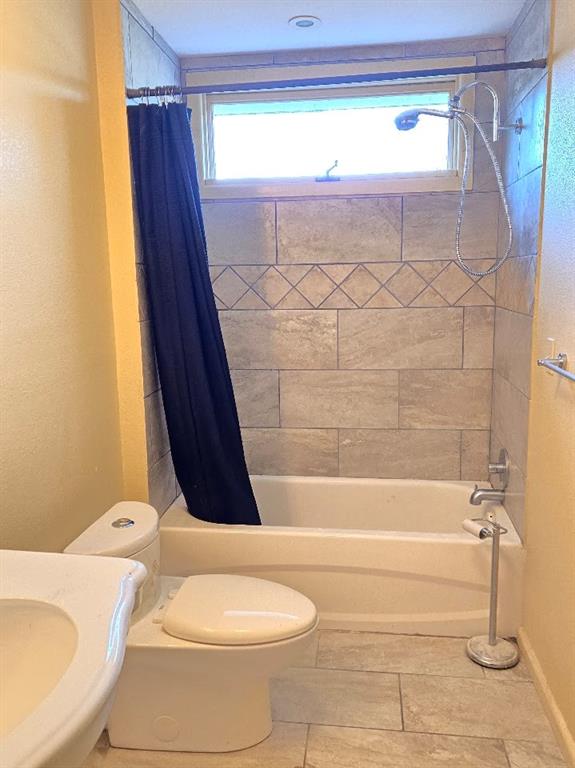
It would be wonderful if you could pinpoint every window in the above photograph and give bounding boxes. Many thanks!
[188,57,476,198]
[210,89,451,180]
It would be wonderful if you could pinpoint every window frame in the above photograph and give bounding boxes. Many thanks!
[188,56,477,200]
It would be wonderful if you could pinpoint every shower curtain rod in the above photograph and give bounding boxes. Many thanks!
[126,58,547,98]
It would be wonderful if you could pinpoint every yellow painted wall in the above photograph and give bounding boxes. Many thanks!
[522,0,575,761]
[0,0,146,551]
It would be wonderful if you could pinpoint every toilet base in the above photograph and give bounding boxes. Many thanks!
[108,655,273,752]
[106,578,317,753]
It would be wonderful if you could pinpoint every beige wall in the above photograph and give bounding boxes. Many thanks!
[120,0,181,514]
[0,0,146,550]
[188,36,506,480]
[491,0,551,539]
[521,0,575,760]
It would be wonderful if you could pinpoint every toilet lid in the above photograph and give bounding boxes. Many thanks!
[162,575,317,645]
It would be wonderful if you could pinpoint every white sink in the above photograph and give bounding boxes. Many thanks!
[0,549,146,768]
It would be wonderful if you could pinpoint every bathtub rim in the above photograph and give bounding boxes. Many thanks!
[162,476,521,546]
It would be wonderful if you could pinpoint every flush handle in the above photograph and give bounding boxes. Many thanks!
[112,517,135,528]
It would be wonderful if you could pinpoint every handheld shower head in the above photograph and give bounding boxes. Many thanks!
[394,107,454,132]
[394,110,421,131]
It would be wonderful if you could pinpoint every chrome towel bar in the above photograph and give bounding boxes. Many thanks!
[537,353,575,382]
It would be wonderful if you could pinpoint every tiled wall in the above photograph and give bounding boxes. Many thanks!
[491,0,551,538]
[194,36,513,482]
[121,0,181,513]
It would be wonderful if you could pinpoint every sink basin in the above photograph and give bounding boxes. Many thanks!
[0,549,146,768]
[0,600,78,737]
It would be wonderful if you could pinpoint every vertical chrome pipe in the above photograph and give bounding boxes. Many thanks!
[488,526,500,646]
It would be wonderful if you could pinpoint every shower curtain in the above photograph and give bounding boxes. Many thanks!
[127,103,260,525]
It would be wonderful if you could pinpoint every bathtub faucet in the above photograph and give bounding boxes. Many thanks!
[469,485,505,505]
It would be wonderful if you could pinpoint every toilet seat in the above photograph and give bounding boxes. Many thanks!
[162,574,317,646]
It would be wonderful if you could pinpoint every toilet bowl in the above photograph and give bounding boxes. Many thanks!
[65,502,318,753]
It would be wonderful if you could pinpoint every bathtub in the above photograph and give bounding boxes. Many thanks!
[161,476,524,637]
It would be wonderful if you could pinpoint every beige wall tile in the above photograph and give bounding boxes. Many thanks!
[385,264,427,305]
[464,306,495,368]
[494,308,533,396]
[181,51,275,69]
[506,1,550,113]
[339,429,460,479]
[461,431,490,480]
[127,14,179,90]
[242,428,338,475]
[306,726,509,768]
[148,452,177,514]
[135,264,149,322]
[252,268,292,307]
[212,268,249,308]
[277,198,401,264]
[144,389,170,466]
[431,263,475,304]
[280,371,398,428]
[220,310,337,369]
[475,51,506,125]
[120,5,133,87]
[517,74,548,180]
[399,370,492,429]
[203,202,276,265]
[401,674,555,742]
[296,266,337,306]
[495,256,536,315]
[491,432,527,538]
[403,193,499,261]
[339,265,381,306]
[504,167,543,258]
[339,308,463,369]
[273,42,405,65]
[404,36,505,57]
[473,139,505,193]
[271,667,402,730]
[491,372,529,473]
[140,321,159,397]
[230,370,279,427]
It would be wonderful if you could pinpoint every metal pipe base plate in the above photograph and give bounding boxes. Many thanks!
[466,635,520,669]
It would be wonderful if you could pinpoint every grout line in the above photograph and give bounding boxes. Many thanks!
[502,739,514,768]
[274,201,279,264]
[302,723,311,767]
[274,717,525,744]
[398,674,405,731]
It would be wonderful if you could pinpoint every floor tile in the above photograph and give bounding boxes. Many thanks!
[401,675,556,742]
[505,739,568,767]
[317,631,484,678]
[84,723,308,767]
[293,631,318,667]
[482,657,532,682]
[271,667,402,730]
[305,725,510,768]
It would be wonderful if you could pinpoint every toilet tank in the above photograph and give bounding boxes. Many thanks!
[64,502,161,618]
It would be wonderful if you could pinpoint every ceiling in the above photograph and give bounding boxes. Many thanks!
[132,0,525,57]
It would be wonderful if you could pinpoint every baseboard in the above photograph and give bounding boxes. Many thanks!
[518,627,575,767]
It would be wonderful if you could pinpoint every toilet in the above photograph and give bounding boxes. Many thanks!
[65,502,318,753]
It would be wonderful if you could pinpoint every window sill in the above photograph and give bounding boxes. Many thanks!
[199,170,472,201]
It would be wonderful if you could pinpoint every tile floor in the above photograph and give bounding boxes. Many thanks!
[84,631,567,768]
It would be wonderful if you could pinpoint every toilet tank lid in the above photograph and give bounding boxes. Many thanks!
[64,502,159,557]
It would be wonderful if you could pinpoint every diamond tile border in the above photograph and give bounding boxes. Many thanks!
[210,262,495,309]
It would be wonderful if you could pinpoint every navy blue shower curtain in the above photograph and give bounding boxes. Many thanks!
[127,103,260,525]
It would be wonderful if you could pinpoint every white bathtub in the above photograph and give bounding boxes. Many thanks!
[161,476,524,637]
